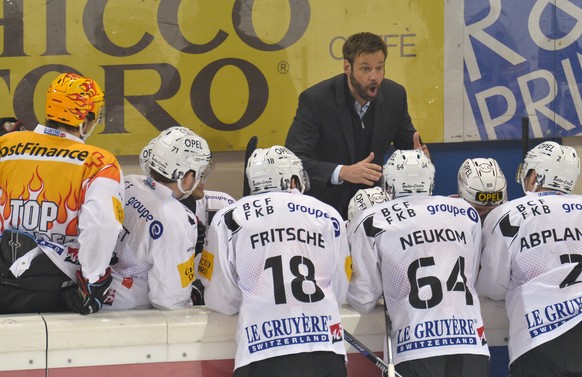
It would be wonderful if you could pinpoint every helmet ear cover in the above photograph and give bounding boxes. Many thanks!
[45,73,104,128]
[382,149,435,198]
[457,158,507,206]
[246,146,310,195]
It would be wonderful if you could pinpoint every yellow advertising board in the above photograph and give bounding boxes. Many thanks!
[0,1,443,154]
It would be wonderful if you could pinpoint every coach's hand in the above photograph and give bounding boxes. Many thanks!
[339,153,383,186]
[413,132,431,160]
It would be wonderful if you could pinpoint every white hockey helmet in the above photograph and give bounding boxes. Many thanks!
[458,158,507,206]
[383,149,435,198]
[139,126,186,176]
[139,135,159,176]
[347,186,392,221]
[246,145,310,194]
[517,141,580,194]
[149,127,212,197]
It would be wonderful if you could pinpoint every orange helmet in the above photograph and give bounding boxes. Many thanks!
[45,72,104,127]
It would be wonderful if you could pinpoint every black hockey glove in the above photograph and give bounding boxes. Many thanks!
[191,279,205,306]
[0,117,26,135]
[63,268,112,315]
[195,219,206,256]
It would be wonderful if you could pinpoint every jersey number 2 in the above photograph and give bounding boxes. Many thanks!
[264,255,325,304]
[559,254,582,288]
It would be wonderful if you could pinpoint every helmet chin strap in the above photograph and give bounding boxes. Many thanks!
[176,178,197,200]
[79,119,97,141]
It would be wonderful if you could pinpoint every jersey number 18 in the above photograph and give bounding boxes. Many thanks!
[264,255,325,304]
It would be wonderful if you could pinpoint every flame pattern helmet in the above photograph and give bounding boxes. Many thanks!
[246,146,310,194]
[517,141,580,194]
[347,186,392,221]
[458,158,507,206]
[46,73,104,127]
[383,149,435,198]
[150,127,212,195]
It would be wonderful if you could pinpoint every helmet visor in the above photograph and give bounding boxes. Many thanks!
[90,105,105,125]
[515,162,526,184]
[300,169,310,192]
[197,159,213,185]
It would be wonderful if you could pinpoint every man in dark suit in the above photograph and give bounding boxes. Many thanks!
[285,32,426,219]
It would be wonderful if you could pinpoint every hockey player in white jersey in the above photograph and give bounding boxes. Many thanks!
[138,133,234,304]
[476,141,582,376]
[348,149,490,377]
[457,158,507,220]
[103,127,212,310]
[139,133,235,227]
[199,145,351,377]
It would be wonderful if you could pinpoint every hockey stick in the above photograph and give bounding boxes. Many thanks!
[521,117,530,160]
[343,330,391,376]
[383,299,398,377]
[242,136,258,197]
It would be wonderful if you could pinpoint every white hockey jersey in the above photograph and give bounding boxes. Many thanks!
[104,175,198,310]
[347,195,489,365]
[199,189,351,370]
[477,191,582,363]
[195,190,236,227]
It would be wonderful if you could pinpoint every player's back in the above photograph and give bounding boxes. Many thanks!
[113,174,197,278]
[105,175,197,310]
[202,190,349,369]
[0,129,121,242]
[231,192,343,302]
[479,191,582,361]
[375,195,482,309]
[485,192,582,292]
[0,127,123,282]
[349,194,488,364]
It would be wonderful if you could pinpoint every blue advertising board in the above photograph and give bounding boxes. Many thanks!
[463,0,582,141]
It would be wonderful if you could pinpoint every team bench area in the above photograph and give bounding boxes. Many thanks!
[0,299,509,377]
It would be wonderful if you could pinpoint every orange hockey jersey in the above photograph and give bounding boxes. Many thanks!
[0,125,124,283]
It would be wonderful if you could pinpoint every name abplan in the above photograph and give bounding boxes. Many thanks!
[520,227,582,252]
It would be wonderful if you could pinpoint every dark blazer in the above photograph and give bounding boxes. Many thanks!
[285,74,417,219]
